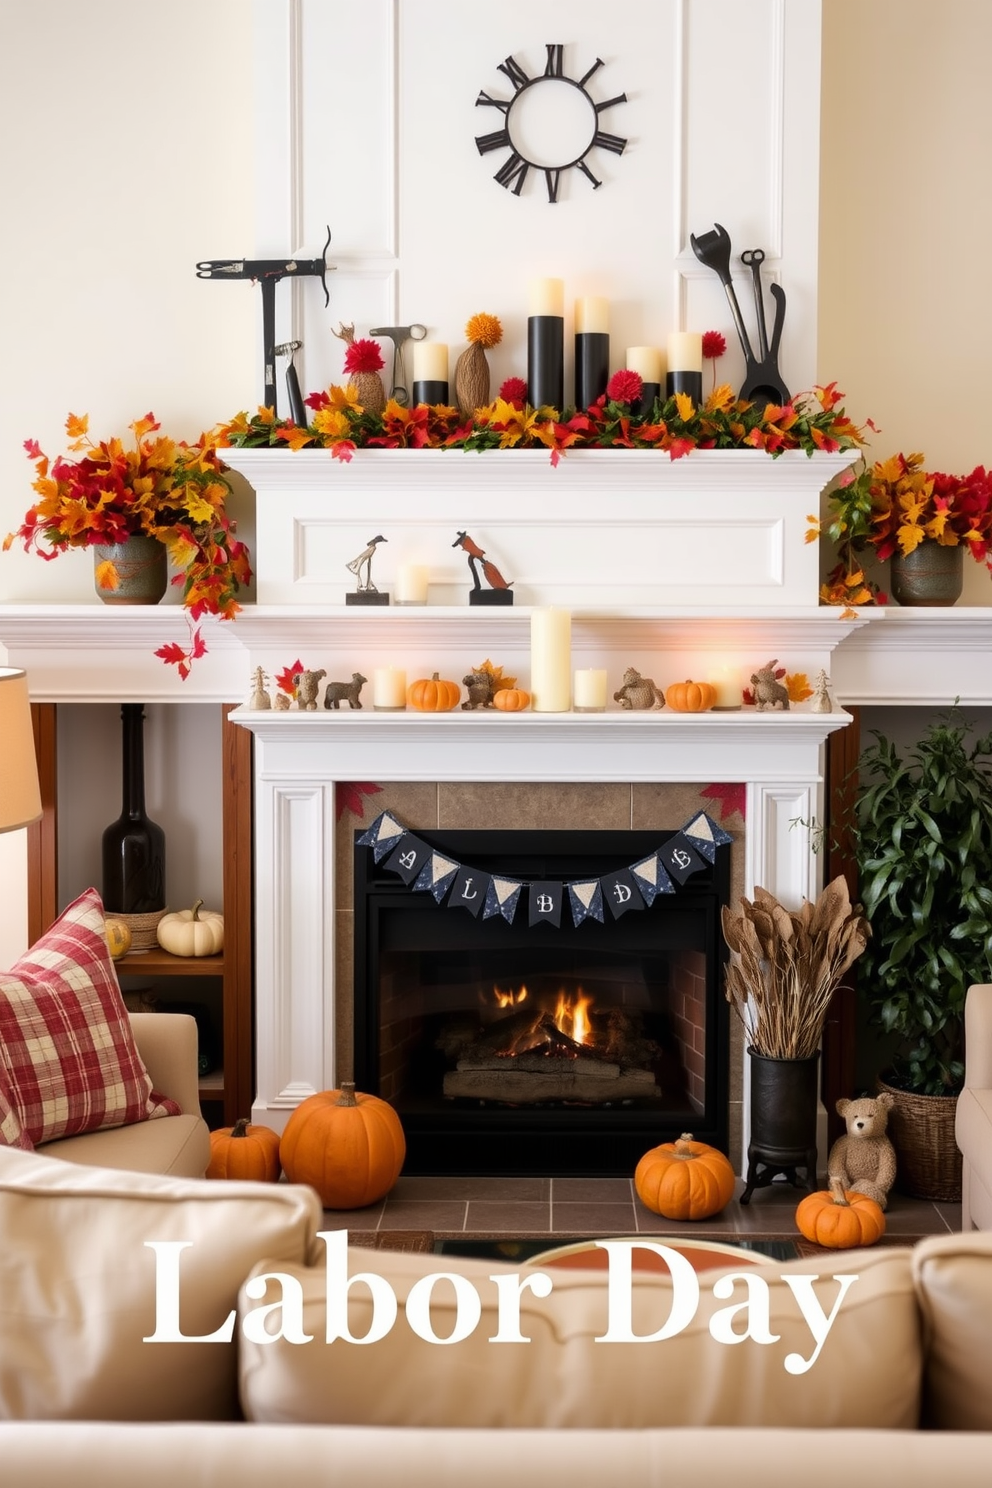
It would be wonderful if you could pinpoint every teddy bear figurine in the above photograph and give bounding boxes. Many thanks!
[827,1093,898,1210]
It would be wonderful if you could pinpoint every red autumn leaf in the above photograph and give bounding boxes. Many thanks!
[335,782,383,821]
[275,659,304,696]
[700,783,746,822]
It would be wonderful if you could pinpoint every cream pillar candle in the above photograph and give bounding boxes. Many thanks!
[575,296,609,334]
[529,277,564,317]
[412,342,449,381]
[372,667,407,710]
[530,608,571,713]
[625,346,664,383]
[667,331,703,372]
[710,664,743,710]
[573,668,608,712]
[395,565,429,605]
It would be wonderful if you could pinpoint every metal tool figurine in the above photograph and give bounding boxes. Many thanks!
[689,222,789,410]
[196,225,334,415]
[368,322,427,406]
[273,341,307,427]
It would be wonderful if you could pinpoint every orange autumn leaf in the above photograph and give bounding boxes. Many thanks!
[94,559,120,591]
[474,658,517,692]
[786,672,814,703]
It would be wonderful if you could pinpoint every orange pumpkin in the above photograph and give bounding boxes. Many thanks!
[634,1132,735,1220]
[795,1178,886,1248]
[206,1118,282,1182]
[279,1082,406,1209]
[407,672,461,711]
[664,680,717,713]
[493,687,531,711]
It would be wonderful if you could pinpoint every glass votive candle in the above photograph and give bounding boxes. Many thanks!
[573,668,608,712]
[372,667,407,710]
[395,565,429,605]
[710,664,743,710]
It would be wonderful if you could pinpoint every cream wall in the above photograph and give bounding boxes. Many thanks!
[819,0,992,606]
[2,1,990,964]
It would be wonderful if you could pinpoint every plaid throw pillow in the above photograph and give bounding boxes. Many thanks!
[0,887,180,1147]
[0,1065,33,1150]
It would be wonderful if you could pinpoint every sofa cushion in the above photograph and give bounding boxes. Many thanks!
[0,1144,323,1422]
[912,1230,992,1429]
[238,1238,922,1429]
[0,887,179,1146]
[0,1065,33,1151]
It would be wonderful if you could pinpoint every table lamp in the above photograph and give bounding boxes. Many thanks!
[0,668,42,832]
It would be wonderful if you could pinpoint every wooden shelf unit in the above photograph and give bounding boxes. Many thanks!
[27,701,254,1128]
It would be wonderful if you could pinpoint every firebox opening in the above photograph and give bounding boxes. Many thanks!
[354,830,730,1176]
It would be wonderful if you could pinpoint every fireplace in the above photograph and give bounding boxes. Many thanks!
[354,829,730,1175]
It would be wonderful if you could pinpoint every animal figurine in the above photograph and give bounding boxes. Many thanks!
[273,692,291,711]
[827,1094,898,1211]
[323,672,368,710]
[248,666,271,710]
[613,667,665,710]
[811,669,833,713]
[345,535,387,593]
[452,531,512,592]
[292,668,327,711]
[750,659,790,711]
[461,670,497,709]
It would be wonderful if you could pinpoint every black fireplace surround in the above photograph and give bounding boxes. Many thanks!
[354,829,730,1176]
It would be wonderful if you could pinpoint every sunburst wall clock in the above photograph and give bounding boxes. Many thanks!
[475,43,628,204]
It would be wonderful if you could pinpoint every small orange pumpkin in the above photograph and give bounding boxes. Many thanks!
[407,672,461,711]
[279,1082,406,1209]
[493,687,531,711]
[795,1177,886,1248]
[664,680,717,713]
[206,1118,282,1182]
[634,1132,736,1220]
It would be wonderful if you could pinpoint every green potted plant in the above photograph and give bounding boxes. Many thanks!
[852,709,992,1199]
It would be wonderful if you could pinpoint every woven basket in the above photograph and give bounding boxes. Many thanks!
[877,1075,962,1202]
[113,908,167,953]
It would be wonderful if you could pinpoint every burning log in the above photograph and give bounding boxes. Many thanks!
[443,1061,657,1103]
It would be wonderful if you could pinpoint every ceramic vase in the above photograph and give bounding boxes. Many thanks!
[889,543,963,607]
[93,535,168,606]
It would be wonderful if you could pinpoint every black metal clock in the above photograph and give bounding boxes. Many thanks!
[475,44,628,204]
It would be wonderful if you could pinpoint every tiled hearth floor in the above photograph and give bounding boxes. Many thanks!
[320,1175,961,1241]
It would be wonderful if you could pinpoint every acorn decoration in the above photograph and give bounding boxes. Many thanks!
[454,312,503,418]
[333,323,387,415]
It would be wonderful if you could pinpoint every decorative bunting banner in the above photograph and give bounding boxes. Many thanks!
[357,810,732,930]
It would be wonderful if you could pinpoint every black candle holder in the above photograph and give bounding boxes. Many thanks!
[632,382,661,418]
[527,316,564,411]
[574,332,609,411]
[666,369,703,403]
[411,380,449,407]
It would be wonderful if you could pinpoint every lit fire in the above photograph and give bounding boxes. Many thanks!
[553,988,593,1046]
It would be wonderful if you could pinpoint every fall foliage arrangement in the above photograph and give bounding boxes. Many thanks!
[5,412,252,676]
[816,451,992,607]
[217,378,866,467]
[722,877,870,1060]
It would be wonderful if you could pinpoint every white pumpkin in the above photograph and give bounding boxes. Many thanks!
[157,899,224,957]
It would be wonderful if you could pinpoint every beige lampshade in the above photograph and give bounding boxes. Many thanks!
[0,668,42,832]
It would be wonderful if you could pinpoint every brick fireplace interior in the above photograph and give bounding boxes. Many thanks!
[336,781,746,1171]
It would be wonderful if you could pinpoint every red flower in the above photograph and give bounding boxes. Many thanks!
[499,377,528,406]
[606,369,643,404]
[342,338,385,374]
[702,330,727,360]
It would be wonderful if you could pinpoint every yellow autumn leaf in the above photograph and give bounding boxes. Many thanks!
[786,671,814,703]
[312,408,352,439]
[165,531,200,570]
[674,391,695,421]
[897,524,927,556]
[839,607,860,620]
[65,412,89,442]
[94,559,119,591]
[705,383,736,413]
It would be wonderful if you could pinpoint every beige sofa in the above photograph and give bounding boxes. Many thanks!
[34,1012,210,1178]
[957,982,992,1230]
[1,1144,991,1487]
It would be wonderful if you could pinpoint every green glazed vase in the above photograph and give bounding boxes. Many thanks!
[93,535,168,606]
[889,542,963,607]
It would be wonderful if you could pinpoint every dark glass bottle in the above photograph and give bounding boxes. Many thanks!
[101,703,166,914]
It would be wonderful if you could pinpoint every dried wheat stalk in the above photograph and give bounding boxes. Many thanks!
[721,876,869,1059]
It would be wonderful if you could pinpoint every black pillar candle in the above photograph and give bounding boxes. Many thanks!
[666,368,703,403]
[527,317,564,412]
[574,332,609,411]
[632,382,662,418]
[286,362,307,427]
[411,380,449,406]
